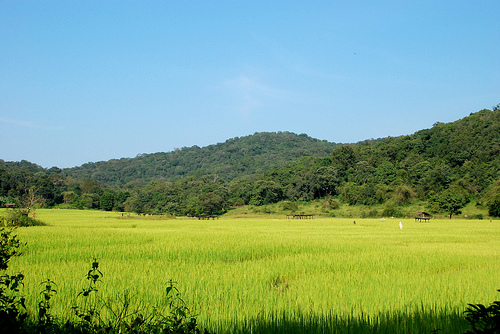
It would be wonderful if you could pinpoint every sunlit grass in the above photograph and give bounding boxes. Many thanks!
[3,208,499,333]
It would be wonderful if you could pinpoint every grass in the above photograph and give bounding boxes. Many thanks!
[2,208,499,333]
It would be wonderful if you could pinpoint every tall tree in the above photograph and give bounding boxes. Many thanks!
[436,191,468,219]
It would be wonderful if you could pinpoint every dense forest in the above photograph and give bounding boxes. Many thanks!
[1,107,500,218]
[60,132,339,186]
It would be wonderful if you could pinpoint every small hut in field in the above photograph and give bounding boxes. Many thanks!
[414,211,432,222]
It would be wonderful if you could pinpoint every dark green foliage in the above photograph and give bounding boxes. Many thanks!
[464,290,500,334]
[0,228,26,332]
[99,190,116,211]
[198,192,225,216]
[483,179,500,217]
[76,193,100,210]
[435,191,469,219]
[339,182,378,206]
[0,228,22,272]
[339,182,362,205]
[34,175,62,207]
[157,279,210,334]
[488,200,500,218]
[60,132,339,186]
[331,145,357,177]
[375,160,397,185]
[70,259,108,332]
[0,273,26,333]
[38,279,57,328]
[250,180,284,205]
[113,191,130,211]
[0,165,65,210]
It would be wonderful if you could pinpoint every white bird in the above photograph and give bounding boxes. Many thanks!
[399,222,403,230]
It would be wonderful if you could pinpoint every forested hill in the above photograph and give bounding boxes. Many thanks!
[2,106,500,217]
[324,107,500,201]
[349,108,500,167]
[60,132,339,187]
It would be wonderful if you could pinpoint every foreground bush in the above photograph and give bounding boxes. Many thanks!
[464,290,500,334]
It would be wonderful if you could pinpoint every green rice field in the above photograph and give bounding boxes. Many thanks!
[3,209,500,333]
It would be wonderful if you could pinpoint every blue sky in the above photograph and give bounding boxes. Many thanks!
[1,1,499,168]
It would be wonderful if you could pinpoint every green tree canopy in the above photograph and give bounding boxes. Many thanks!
[435,191,469,219]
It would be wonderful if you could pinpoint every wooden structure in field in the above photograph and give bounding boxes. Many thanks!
[286,214,315,219]
[195,215,219,220]
[414,211,432,222]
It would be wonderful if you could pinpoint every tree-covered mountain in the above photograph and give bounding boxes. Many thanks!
[1,106,500,218]
[320,108,500,204]
[59,132,339,186]
[0,159,48,174]
[119,107,500,216]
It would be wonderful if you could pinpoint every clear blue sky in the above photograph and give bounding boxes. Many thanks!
[1,1,499,168]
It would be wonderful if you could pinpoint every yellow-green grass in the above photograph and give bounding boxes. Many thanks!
[2,209,499,333]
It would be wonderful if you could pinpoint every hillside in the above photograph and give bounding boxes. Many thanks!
[355,108,500,168]
[2,106,500,218]
[325,108,500,202]
[60,132,339,186]
[119,107,500,216]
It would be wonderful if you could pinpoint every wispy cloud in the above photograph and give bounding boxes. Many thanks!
[0,117,39,128]
[0,117,65,130]
[223,75,290,116]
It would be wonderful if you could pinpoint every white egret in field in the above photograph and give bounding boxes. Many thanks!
[399,222,403,229]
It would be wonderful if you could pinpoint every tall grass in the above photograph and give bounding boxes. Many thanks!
[3,209,499,333]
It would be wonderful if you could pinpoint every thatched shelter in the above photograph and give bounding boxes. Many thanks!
[414,211,432,222]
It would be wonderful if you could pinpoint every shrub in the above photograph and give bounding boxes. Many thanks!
[0,227,23,270]
[282,200,298,212]
[0,227,27,332]
[382,200,404,218]
[393,184,416,205]
[322,197,340,210]
[464,290,500,333]
[488,200,500,218]
[1,210,46,227]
